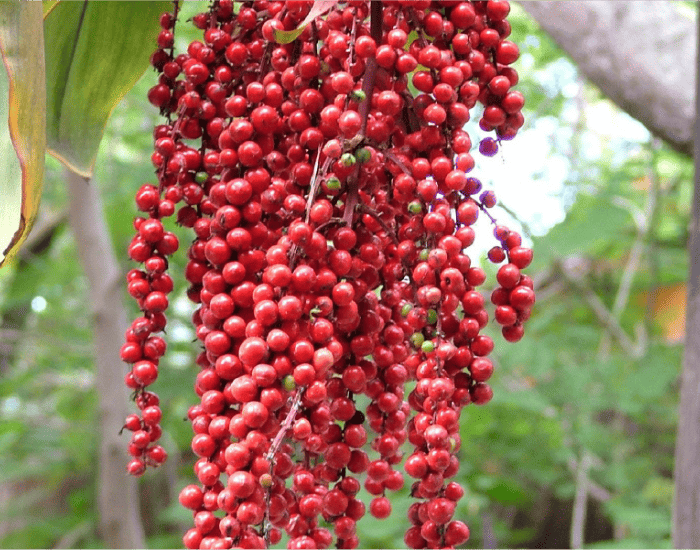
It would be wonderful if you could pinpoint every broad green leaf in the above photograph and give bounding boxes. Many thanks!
[0,2,46,268]
[44,0,170,177]
[42,1,60,19]
[273,0,336,44]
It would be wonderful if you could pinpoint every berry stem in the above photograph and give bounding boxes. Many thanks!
[475,197,498,225]
[343,1,382,227]
[169,0,180,57]
[262,388,304,545]
[265,388,304,465]
[304,153,333,225]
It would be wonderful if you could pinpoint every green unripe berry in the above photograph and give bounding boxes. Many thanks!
[408,201,422,214]
[350,89,366,102]
[410,332,425,347]
[421,340,435,353]
[195,171,208,184]
[340,153,356,167]
[356,147,371,164]
[260,473,273,488]
[427,309,438,324]
[401,303,412,317]
[419,249,429,261]
[326,177,341,190]
[283,375,296,392]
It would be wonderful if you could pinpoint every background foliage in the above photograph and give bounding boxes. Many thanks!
[0,2,689,548]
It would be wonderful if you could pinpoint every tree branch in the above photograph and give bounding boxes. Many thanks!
[518,1,694,157]
[597,182,655,357]
[558,259,643,358]
[570,451,594,549]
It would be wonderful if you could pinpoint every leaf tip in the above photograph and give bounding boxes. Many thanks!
[272,27,302,45]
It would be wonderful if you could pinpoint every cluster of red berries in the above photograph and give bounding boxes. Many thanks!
[121,1,533,548]
[120,186,179,474]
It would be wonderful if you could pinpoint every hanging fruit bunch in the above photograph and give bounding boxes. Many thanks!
[119,0,533,548]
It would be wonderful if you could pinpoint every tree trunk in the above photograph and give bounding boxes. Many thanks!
[673,6,700,548]
[66,169,146,549]
[518,1,695,157]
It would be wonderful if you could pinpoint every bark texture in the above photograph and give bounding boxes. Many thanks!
[673,7,700,547]
[66,169,146,549]
[518,1,695,157]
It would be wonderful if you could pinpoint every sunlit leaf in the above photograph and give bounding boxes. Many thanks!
[0,2,46,268]
[44,1,170,177]
[42,1,60,19]
[273,0,336,44]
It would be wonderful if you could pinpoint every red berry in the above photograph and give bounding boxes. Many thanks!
[369,497,392,519]
[497,263,521,289]
[510,285,536,310]
[127,458,146,476]
[338,110,362,138]
[496,40,519,65]
[503,323,525,342]
[132,360,158,386]
[238,337,268,366]
[471,382,494,405]
[179,484,204,510]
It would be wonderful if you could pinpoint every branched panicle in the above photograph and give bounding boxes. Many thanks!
[122,1,533,548]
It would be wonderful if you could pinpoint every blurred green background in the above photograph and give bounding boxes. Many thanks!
[0,2,691,548]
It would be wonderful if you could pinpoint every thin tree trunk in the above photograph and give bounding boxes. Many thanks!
[66,169,146,549]
[570,452,591,549]
[673,6,700,547]
[518,1,695,157]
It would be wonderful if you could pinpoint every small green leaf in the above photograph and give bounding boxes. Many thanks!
[43,0,170,177]
[0,1,46,267]
[273,0,336,44]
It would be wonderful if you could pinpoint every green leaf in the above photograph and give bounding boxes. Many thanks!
[585,537,671,549]
[0,1,46,268]
[43,0,170,177]
[532,192,631,267]
[42,1,60,19]
[475,475,531,506]
[273,0,336,44]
